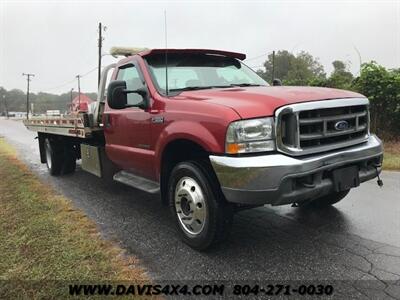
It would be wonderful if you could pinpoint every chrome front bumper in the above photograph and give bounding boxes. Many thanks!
[210,135,383,206]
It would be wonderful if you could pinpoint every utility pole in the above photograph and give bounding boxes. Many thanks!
[2,94,8,119]
[22,73,35,119]
[271,50,275,83]
[98,22,106,87]
[76,75,81,111]
[70,88,74,111]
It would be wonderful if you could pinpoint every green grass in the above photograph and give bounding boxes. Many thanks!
[0,137,148,299]
[383,142,400,171]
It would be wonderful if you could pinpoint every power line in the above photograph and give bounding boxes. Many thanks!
[41,78,76,92]
[40,66,97,93]
[244,52,270,62]
[32,23,108,96]
[80,66,98,78]
[248,65,265,69]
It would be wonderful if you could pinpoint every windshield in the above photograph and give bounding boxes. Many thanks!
[144,53,268,95]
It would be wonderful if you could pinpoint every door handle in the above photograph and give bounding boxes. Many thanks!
[104,114,111,128]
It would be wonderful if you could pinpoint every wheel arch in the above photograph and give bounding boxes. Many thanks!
[159,138,212,205]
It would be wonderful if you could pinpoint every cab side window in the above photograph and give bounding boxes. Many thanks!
[117,65,144,106]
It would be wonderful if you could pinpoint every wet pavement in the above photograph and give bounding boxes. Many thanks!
[0,118,399,299]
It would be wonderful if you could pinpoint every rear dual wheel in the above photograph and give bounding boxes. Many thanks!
[169,161,233,251]
[45,138,76,176]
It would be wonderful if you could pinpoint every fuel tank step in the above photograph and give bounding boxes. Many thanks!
[113,170,160,193]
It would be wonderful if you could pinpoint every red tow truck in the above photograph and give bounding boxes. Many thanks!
[24,48,383,250]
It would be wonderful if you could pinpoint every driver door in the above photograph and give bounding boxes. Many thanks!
[104,62,153,179]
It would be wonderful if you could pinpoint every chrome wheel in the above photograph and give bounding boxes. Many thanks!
[174,176,207,235]
[45,141,52,170]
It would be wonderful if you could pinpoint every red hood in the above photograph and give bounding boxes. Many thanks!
[173,86,365,119]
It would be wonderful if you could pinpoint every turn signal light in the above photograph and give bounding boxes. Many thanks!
[226,143,240,154]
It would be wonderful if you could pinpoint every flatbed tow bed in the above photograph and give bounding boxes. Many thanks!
[23,111,111,179]
[22,59,119,140]
[22,62,118,179]
[23,114,102,139]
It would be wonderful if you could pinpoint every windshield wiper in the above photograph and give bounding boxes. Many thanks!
[229,83,263,87]
[168,83,263,93]
[169,86,216,92]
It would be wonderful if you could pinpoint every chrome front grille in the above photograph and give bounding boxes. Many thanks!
[275,98,370,156]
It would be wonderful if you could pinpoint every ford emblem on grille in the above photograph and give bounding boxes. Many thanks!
[334,120,349,131]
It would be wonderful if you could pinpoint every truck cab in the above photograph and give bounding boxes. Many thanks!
[25,48,383,250]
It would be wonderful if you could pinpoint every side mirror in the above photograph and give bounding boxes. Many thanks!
[272,78,282,86]
[107,80,149,109]
[130,86,149,110]
[107,80,128,109]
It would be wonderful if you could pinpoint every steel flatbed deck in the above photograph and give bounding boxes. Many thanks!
[23,114,102,139]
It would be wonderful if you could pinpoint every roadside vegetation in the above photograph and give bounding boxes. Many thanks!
[256,53,399,166]
[383,141,400,171]
[0,137,148,298]
[256,52,400,141]
[2,50,398,138]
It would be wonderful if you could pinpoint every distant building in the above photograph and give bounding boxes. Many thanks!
[46,110,61,116]
[70,93,94,112]
[8,111,27,118]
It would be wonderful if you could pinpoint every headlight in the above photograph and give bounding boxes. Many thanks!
[226,117,275,154]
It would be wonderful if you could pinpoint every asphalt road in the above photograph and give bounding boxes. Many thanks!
[1,118,399,299]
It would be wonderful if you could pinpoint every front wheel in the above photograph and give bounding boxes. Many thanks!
[168,161,233,251]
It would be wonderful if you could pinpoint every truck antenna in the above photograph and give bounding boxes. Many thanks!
[164,10,169,96]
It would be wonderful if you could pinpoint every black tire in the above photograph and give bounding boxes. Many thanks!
[44,139,76,175]
[44,138,63,176]
[62,144,76,174]
[168,160,233,251]
[302,190,350,208]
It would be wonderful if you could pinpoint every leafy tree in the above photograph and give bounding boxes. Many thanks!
[260,50,295,83]
[284,51,326,85]
[352,62,400,138]
[257,50,326,85]
[391,68,400,75]
[0,87,6,116]
[328,60,354,89]
[332,60,346,72]
[5,89,26,112]
[308,77,329,87]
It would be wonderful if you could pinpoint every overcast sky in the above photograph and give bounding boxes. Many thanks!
[1,0,399,94]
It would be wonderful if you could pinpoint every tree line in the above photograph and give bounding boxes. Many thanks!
[0,88,97,116]
[256,51,399,139]
[1,50,399,139]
